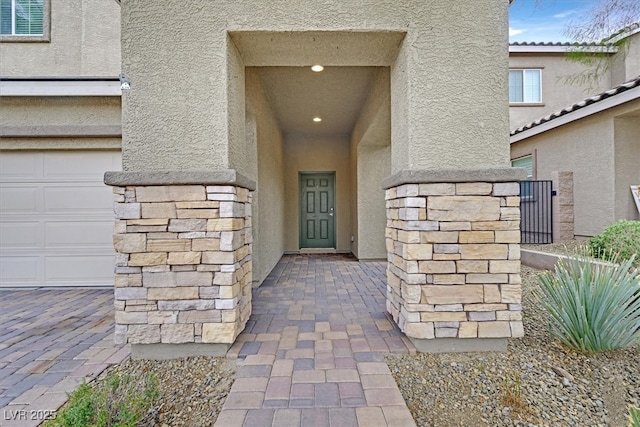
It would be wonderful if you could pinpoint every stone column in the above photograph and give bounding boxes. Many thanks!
[104,171,254,359]
[383,168,526,353]
[551,171,574,242]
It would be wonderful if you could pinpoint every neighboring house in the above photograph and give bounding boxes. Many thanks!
[0,0,122,287]
[3,0,531,355]
[509,27,640,240]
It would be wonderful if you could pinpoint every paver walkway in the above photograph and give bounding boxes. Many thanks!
[0,289,129,427]
[216,254,417,427]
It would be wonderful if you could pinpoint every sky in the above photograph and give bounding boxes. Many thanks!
[509,0,597,43]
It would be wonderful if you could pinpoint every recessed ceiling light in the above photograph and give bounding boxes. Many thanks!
[311,65,324,72]
[313,117,322,122]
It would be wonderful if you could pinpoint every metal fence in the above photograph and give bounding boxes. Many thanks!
[520,180,553,244]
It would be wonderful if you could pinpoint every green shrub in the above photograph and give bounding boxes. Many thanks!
[630,406,640,427]
[589,220,640,268]
[537,255,640,353]
[44,372,159,427]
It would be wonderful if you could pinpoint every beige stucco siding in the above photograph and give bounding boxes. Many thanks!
[511,103,640,237]
[350,68,391,260]
[246,70,286,286]
[509,54,611,130]
[0,97,121,127]
[512,115,616,237]
[120,0,510,173]
[284,134,351,252]
[0,0,121,77]
[614,115,640,221]
[356,145,390,259]
[0,96,121,151]
[611,32,640,87]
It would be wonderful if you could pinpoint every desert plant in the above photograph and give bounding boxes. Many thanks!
[630,406,640,427]
[537,254,640,353]
[589,220,640,268]
[44,371,159,427]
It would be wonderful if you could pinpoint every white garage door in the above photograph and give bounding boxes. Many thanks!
[0,151,121,287]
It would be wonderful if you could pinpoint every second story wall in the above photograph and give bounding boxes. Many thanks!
[0,0,121,77]
[509,52,611,130]
[611,32,640,87]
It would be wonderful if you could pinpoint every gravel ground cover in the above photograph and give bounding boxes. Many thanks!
[386,265,640,427]
[89,356,236,427]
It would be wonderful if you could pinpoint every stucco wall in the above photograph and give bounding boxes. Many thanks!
[0,97,121,127]
[120,0,509,173]
[610,32,640,87]
[0,96,121,150]
[350,68,391,259]
[356,145,390,259]
[0,0,121,77]
[283,134,351,252]
[511,114,617,237]
[509,54,611,130]
[246,69,286,286]
[614,116,640,221]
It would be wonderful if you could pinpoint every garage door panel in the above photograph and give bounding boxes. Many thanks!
[0,222,41,248]
[45,220,114,248]
[44,152,119,180]
[0,153,42,179]
[44,185,114,213]
[0,150,121,287]
[0,186,40,213]
[0,256,42,283]
[45,255,114,284]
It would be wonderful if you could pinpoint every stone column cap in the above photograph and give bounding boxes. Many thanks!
[104,169,256,190]
[382,167,527,189]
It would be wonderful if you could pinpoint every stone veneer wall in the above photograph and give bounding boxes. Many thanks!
[385,181,523,341]
[551,171,574,242]
[111,184,252,346]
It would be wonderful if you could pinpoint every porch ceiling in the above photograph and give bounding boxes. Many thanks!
[254,66,378,136]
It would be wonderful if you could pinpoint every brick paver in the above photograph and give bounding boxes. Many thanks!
[218,255,416,427]
[1,255,416,426]
[0,289,129,426]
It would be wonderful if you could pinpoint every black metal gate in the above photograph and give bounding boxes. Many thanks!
[520,180,553,244]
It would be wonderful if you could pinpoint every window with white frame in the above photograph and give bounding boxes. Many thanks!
[0,0,44,36]
[512,155,534,198]
[511,155,533,180]
[509,69,541,103]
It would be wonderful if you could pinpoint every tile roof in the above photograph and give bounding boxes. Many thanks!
[510,75,640,136]
[509,41,598,47]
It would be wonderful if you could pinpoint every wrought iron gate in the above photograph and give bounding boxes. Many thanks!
[520,180,553,244]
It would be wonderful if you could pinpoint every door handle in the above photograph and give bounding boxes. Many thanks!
[329,213,333,216]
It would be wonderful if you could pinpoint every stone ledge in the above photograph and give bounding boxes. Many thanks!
[382,168,528,189]
[520,249,616,271]
[104,170,256,190]
[131,343,230,360]
[409,337,507,353]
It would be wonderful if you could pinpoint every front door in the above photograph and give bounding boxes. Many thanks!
[299,172,335,248]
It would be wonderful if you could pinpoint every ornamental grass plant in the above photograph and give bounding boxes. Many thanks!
[630,406,640,427]
[537,254,640,354]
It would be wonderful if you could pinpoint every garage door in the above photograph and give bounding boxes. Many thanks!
[0,151,121,287]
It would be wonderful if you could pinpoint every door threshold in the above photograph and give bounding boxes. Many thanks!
[299,248,337,254]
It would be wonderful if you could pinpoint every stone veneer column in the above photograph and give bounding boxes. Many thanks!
[551,171,574,242]
[383,169,527,352]
[104,171,254,359]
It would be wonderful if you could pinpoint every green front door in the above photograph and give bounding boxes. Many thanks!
[299,172,335,248]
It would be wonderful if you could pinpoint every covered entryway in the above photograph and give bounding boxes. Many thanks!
[0,151,120,287]
[107,0,524,356]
